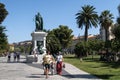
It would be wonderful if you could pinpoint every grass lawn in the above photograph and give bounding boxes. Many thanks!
[64,54,120,80]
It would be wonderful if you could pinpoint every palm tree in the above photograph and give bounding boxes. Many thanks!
[99,10,114,62]
[0,3,8,24]
[99,10,114,41]
[75,5,98,42]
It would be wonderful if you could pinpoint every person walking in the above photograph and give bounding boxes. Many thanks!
[43,51,53,78]
[49,53,55,75]
[13,52,17,62]
[7,52,11,62]
[32,50,38,62]
[56,51,64,75]
[16,52,20,62]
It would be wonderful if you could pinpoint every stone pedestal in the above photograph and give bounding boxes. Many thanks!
[27,31,47,63]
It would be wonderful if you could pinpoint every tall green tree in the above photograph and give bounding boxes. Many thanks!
[0,3,8,24]
[99,10,114,41]
[111,4,120,52]
[111,24,120,40]
[117,4,120,24]
[114,4,120,39]
[46,31,61,54]
[0,3,8,53]
[117,4,120,23]
[75,5,99,42]
[0,25,8,51]
[53,25,74,50]
[118,4,120,15]
[112,4,120,40]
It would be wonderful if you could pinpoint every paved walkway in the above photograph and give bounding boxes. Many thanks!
[0,55,102,80]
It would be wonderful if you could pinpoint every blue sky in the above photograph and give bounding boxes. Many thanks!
[1,0,120,44]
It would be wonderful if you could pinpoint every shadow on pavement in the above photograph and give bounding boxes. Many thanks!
[62,74,100,79]
[25,63,44,69]
[26,75,44,78]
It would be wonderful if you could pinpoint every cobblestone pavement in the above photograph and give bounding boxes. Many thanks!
[0,55,102,80]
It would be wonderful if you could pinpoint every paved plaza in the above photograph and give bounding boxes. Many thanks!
[0,55,102,80]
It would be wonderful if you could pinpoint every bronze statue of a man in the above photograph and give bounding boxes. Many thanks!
[35,12,43,31]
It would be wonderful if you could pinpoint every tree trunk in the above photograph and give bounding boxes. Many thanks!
[84,25,88,57]
[105,28,109,41]
[84,25,88,42]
